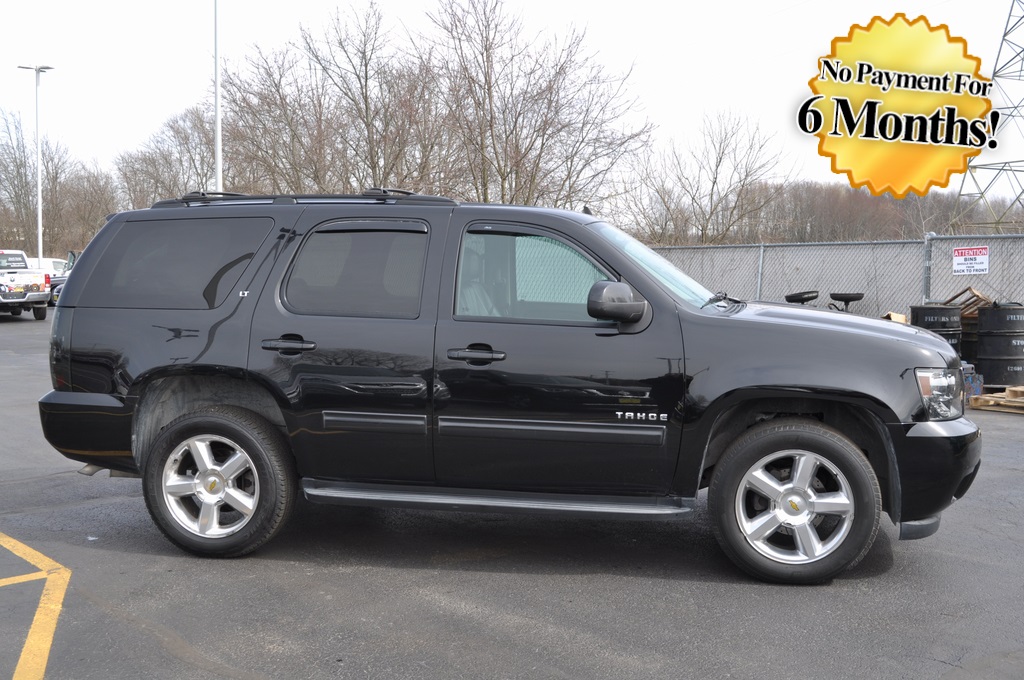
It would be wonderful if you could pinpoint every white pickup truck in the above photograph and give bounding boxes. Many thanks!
[0,249,50,320]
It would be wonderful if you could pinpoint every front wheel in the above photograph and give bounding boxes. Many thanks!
[142,406,297,557]
[709,419,881,584]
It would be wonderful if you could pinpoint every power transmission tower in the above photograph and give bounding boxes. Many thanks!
[956,0,1024,232]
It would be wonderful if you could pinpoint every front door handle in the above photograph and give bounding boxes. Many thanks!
[262,336,317,354]
[447,347,507,363]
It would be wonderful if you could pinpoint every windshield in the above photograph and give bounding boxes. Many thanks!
[592,222,715,307]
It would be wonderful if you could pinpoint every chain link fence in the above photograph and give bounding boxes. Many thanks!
[655,235,1024,318]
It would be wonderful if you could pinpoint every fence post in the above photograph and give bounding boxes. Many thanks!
[922,232,935,304]
[755,244,765,300]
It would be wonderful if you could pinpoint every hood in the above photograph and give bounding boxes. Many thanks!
[678,298,962,422]
[728,301,960,367]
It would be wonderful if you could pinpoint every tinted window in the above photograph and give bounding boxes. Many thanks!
[593,222,713,307]
[456,231,610,322]
[77,218,273,309]
[285,225,427,319]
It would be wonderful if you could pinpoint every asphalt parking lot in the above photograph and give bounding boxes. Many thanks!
[2,312,1023,680]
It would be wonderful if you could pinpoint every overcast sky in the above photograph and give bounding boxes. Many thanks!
[0,0,1013,189]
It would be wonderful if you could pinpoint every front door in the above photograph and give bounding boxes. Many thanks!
[433,215,686,494]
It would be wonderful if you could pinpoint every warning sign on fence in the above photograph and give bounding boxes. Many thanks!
[952,246,989,275]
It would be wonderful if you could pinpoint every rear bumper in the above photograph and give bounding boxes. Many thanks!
[890,417,982,522]
[38,390,138,473]
[1,291,49,306]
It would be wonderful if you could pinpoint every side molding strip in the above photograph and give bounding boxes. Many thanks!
[323,411,428,435]
[437,416,665,446]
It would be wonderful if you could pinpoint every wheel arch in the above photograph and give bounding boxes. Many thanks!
[132,372,289,469]
[696,393,901,522]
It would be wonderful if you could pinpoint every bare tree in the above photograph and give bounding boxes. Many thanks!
[423,0,650,206]
[0,112,36,249]
[0,114,118,254]
[637,114,787,245]
[114,106,218,208]
[50,163,120,252]
[222,47,354,194]
[41,140,84,252]
[612,153,690,245]
[27,3,1012,248]
[302,4,417,190]
[894,191,961,239]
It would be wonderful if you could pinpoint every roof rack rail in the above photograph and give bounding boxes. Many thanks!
[363,187,416,196]
[150,187,457,209]
[186,190,247,199]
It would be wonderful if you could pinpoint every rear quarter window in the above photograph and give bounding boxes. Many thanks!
[76,218,276,309]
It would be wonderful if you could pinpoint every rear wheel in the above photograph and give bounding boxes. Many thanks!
[33,306,46,320]
[709,419,880,584]
[142,406,297,557]
[10,308,22,316]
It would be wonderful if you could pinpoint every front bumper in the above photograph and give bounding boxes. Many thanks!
[889,416,982,523]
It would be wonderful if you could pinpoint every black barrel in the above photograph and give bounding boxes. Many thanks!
[960,314,979,364]
[910,305,962,356]
[976,304,1024,387]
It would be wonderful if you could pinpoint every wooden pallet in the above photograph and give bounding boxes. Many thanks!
[969,386,1024,414]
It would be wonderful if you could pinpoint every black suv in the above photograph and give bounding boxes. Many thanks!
[39,189,981,584]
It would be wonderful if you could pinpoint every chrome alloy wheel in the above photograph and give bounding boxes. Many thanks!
[161,434,260,538]
[735,449,855,564]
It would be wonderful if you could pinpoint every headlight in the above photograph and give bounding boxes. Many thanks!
[915,368,964,420]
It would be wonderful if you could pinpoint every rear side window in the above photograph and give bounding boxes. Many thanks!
[77,218,274,309]
[284,221,428,318]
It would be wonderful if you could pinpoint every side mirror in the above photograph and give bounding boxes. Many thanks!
[587,281,647,323]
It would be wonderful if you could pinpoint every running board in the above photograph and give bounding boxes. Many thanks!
[302,479,693,518]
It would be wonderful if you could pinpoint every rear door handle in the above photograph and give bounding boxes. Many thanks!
[447,347,507,363]
[262,336,317,354]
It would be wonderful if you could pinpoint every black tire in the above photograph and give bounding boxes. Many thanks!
[708,418,881,584]
[33,305,47,320]
[10,308,22,316]
[142,405,297,557]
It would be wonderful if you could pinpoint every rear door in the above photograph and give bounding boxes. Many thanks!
[249,205,450,483]
[433,211,687,494]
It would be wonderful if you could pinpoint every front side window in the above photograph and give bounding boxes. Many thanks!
[456,229,610,323]
[285,224,427,319]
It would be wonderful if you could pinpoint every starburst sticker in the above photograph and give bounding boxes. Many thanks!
[798,14,996,198]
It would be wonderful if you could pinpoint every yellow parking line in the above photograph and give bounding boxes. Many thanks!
[0,571,48,588]
[0,531,72,680]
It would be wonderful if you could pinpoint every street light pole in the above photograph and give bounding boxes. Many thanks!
[214,0,223,192]
[17,65,53,261]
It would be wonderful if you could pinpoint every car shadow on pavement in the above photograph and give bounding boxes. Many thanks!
[256,492,897,585]
[7,470,897,586]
